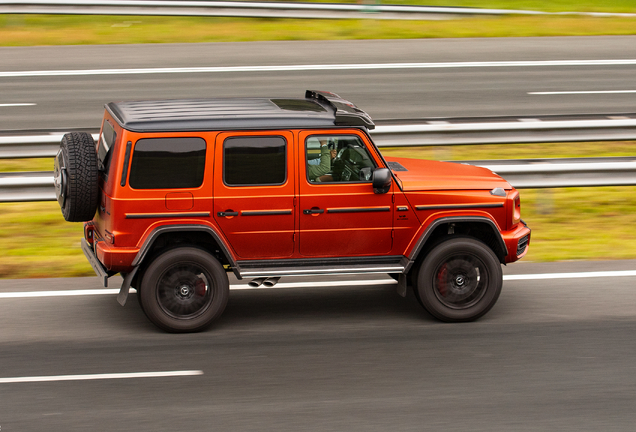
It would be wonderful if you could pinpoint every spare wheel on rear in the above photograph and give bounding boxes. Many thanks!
[53,132,99,222]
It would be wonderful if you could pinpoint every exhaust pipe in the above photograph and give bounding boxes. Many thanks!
[248,277,267,288]
[262,277,281,287]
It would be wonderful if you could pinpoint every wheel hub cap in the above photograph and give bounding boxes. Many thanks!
[177,284,194,299]
[434,255,488,310]
[452,273,471,295]
[157,265,213,320]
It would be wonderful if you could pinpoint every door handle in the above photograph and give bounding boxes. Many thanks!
[217,211,239,217]
[303,208,324,215]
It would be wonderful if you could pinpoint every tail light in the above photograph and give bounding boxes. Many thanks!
[104,230,115,245]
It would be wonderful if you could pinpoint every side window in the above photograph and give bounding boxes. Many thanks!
[129,137,206,189]
[97,120,117,177]
[306,135,377,183]
[224,136,286,186]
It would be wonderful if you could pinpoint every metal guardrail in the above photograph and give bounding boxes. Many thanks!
[3,157,636,202]
[372,115,636,147]
[2,114,636,202]
[3,114,636,159]
[471,157,636,189]
[0,171,55,202]
[0,132,99,159]
[1,0,635,20]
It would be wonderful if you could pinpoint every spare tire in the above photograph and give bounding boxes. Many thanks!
[53,132,99,222]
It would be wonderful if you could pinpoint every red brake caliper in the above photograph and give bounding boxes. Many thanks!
[437,264,448,297]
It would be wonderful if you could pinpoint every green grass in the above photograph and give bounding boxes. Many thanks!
[514,187,636,261]
[0,12,635,46]
[0,202,91,278]
[381,0,636,13]
[2,141,636,278]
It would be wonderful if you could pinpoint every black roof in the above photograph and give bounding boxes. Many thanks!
[105,90,375,133]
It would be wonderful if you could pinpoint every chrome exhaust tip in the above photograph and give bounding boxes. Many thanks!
[248,277,267,288]
[262,277,281,287]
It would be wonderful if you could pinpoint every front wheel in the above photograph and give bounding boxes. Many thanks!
[416,237,502,322]
[139,247,229,332]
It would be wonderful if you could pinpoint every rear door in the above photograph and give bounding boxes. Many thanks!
[213,131,296,259]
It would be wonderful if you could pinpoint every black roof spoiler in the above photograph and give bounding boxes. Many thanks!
[305,90,375,130]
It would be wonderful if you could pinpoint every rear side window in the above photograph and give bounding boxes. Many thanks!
[97,120,117,176]
[224,136,286,186]
[129,137,206,189]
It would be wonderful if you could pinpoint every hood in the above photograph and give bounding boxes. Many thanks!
[385,157,511,191]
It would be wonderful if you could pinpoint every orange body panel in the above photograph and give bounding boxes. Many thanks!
[87,112,528,273]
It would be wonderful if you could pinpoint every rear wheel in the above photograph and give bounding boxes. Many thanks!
[54,132,99,222]
[416,237,502,322]
[139,247,229,332]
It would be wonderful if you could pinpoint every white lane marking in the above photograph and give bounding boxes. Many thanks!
[1,270,635,298]
[503,270,636,280]
[1,59,635,78]
[0,103,36,107]
[0,370,203,384]
[0,280,394,298]
[529,90,636,95]
[0,288,122,298]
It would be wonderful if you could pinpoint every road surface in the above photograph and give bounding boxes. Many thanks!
[0,260,635,431]
[1,36,635,130]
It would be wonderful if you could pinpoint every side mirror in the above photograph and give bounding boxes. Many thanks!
[372,168,392,194]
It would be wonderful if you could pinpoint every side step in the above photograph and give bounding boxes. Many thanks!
[235,256,407,279]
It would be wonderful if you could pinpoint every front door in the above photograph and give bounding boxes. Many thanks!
[298,131,394,257]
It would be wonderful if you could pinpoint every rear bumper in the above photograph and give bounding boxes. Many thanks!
[81,238,109,287]
[502,220,531,263]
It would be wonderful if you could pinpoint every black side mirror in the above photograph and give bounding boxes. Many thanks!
[372,168,392,194]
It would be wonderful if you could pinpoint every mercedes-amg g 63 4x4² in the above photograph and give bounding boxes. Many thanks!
[54,90,530,332]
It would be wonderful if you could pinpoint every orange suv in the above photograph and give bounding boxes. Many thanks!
[53,90,530,332]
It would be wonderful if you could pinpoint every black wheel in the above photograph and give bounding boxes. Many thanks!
[416,237,502,322]
[54,132,99,222]
[139,247,229,333]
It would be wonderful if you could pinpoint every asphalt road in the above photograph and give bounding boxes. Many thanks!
[1,36,636,131]
[1,260,636,431]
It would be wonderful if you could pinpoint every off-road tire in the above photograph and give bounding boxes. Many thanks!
[416,237,502,322]
[139,247,229,333]
[54,132,99,222]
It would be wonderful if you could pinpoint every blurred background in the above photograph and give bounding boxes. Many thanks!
[1,0,635,277]
[1,2,636,431]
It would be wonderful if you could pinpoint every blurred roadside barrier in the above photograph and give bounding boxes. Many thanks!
[1,0,635,20]
[3,157,636,202]
[3,114,636,159]
[2,113,636,202]
[0,132,99,159]
[0,171,55,202]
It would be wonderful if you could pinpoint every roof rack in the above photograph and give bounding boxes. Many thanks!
[305,90,375,130]
[105,91,375,132]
